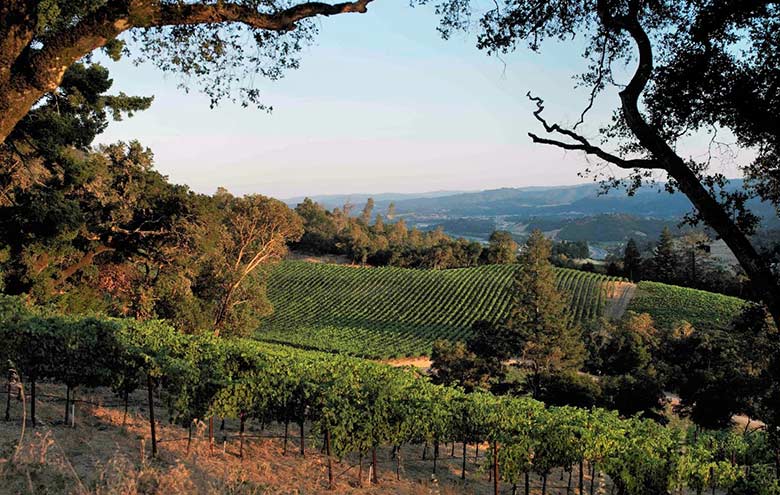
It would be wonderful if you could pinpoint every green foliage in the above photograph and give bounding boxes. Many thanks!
[537,371,601,408]
[505,230,586,381]
[485,230,517,264]
[661,304,780,430]
[1,304,778,493]
[552,239,590,259]
[623,238,642,282]
[293,197,488,269]
[429,338,499,392]
[256,260,623,358]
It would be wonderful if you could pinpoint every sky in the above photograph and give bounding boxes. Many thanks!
[95,1,741,199]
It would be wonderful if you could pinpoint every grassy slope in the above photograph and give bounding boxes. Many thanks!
[626,281,747,331]
[257,261,619,358]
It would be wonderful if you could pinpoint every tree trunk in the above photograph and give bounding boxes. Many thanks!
[590,463,596,495]
[568,468,573,495]
[609,12,780,330]
[579,460,585,495]
[542,473,548,495]
[213,282,240,336]
[147,375,157,457]
[525,471,530,495]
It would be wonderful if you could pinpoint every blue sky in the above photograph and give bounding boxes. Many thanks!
[95,1,740,199]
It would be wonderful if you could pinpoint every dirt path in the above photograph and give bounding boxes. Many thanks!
[604,281,637,320]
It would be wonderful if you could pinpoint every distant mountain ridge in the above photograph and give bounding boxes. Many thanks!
[283,190,469,209]
[284,180,778,232]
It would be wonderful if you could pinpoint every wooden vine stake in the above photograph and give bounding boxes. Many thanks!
[147,375,157,457]
[461,441,467,480]
[492,441,499,495]
[239,414,245,459]
[326,428,333,490]
[209,417,214,454]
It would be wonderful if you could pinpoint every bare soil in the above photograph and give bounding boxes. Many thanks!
[603,281,637,320]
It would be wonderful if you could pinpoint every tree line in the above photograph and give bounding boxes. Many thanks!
[618,229,752,298]
[1,296,778,495]
[293,197,520,268]
[0,63,303,338]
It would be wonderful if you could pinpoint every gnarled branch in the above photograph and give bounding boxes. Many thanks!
[526,92,661,170]
[0,0,376,145]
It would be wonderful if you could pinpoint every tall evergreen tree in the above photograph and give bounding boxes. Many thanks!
[504,230,585,397]
[649,228,679,284]
[623,238,642,282]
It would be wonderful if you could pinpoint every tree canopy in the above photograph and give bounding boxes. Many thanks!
[419,0,780,328]
[0,0,375,145]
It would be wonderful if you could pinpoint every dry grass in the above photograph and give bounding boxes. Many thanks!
[0,383,603,494]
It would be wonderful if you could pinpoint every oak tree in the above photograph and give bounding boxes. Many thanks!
[421,0,780,328]
[0,0,375,145]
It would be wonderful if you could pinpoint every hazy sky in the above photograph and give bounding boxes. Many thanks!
[96,1,740,199]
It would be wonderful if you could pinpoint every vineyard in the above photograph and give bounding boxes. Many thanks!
[2,303,777,495]
[257,262,624,358]
[626,281,748,331]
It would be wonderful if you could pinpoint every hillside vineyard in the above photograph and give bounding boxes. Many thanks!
[257,262,624,358]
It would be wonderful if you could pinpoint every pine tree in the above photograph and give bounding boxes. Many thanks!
[650,227,679,284]
[504,230,585,396]
[623,238,642,282]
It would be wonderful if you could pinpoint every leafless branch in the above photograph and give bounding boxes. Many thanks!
[526,93,662,170]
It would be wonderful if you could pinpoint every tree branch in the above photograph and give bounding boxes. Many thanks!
[526,92,661,170]
[0,0,376,145]
[152,1,375,31]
